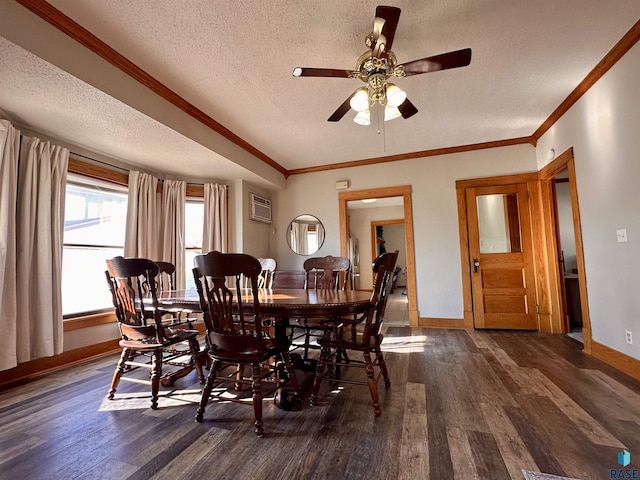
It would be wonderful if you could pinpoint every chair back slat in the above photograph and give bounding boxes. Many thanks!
[303,255,351,291]
[105,256,167,343]
[362,250,399,344]
[154,261,176,292]
[193,251,264,357]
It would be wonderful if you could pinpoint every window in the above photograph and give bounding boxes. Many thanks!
[62,175,127,316]
[306,227,319,254]
[184,199,204,289]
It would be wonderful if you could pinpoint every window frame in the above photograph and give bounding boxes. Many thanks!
[62,172,129,318]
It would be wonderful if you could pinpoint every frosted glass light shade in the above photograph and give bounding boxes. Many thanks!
[353,109,371,125]
[386,83,406,107]
[384,106,401,121]
[350,88,370,112]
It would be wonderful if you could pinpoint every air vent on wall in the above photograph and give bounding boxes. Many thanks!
[250,193,272,224]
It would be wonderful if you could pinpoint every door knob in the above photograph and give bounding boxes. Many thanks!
[473,259,480,273]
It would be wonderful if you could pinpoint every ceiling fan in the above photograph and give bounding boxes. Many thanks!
[292,5,472,125]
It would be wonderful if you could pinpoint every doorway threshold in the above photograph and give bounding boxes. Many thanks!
[567,330,584,343]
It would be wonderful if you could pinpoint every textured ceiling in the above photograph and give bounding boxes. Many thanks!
[1,1,639,185]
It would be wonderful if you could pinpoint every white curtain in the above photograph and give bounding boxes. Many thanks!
[125,171,159,259]
[160,179,186,288]
[13,135,68,366]
[0,120,20,370]
[290,221,309,255]
[203,183,227,253]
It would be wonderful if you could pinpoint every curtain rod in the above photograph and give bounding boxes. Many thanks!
[70,151,129,173]
[69,151,229,188]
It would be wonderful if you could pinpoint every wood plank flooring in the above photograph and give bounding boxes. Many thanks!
[1,299,639,479]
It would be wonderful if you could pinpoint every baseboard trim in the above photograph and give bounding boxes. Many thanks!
[418,317,470,329]
[590,340,640,382]
[0,339,120,390]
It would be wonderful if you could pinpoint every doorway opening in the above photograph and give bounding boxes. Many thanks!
[338,185,418,326]
[553,174,583,342]
[538,147,592,351]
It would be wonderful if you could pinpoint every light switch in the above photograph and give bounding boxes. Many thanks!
[616,229,628,243]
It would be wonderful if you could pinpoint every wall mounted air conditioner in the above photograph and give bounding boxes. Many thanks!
[250,193,272,224]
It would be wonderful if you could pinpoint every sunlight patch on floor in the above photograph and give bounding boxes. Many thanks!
[381,335,427,353]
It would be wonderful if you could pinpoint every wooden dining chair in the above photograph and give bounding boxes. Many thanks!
[193,251,300,437]
[310,250,398,416]
[289,255,351,366]
[105,256,204,409]
[257,257,277,289]
[243,257,277,290]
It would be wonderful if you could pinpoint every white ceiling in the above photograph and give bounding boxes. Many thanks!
[1,1,639,186]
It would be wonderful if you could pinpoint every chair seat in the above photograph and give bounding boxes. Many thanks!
[119,328,200,350]
[207,343,287,364]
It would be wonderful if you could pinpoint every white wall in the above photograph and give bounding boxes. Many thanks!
[348,205,404,290]
[238,180,273,257]
[536,42,640,359]
[272,144,537,319]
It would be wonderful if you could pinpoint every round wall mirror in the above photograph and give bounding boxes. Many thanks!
[286,214,325,256]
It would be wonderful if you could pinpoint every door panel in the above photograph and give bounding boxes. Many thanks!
[467,184,537,330]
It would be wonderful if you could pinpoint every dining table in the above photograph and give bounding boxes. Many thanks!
[156,287,372,319]
[155,288,373,381]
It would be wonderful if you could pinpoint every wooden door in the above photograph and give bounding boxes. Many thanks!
[466,184,537,330]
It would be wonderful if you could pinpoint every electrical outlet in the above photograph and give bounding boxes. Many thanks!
[617,229,628,243]
[626,330,633,345]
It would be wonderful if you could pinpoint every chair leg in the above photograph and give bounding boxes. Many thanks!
[363,351,381,416]
[376,346,391,388]
[281,352,301,399]
[189,337,205,384]
[150,350,162,410]
[310,346,329,406]
[251,363,264,437]
[303,327,312,361]
[108,347,130,400]
[195,359,220,422]
[235,364,245,391]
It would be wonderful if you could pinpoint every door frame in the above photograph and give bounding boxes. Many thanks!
[456,172,540,329]
[538,148,592,352]
[339,185,418,326]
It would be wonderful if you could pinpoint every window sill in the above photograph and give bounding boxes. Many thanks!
[63,311,116,332]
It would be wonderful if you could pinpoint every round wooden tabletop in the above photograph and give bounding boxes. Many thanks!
[157,288,372,318]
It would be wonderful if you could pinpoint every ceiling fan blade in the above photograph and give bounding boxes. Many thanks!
[292,67,353,78]
[373,6,401,57]
[397,98,418,119]
[402,48,472,76]
[327,93,357,122]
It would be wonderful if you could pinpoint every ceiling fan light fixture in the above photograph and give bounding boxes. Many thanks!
[350,88,370,112]
[384,105,401,121]
[353,109,371,126]
[292,67,302,77]
[386,83,406,107]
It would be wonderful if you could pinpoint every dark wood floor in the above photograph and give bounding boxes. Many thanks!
[1,311,639,479]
